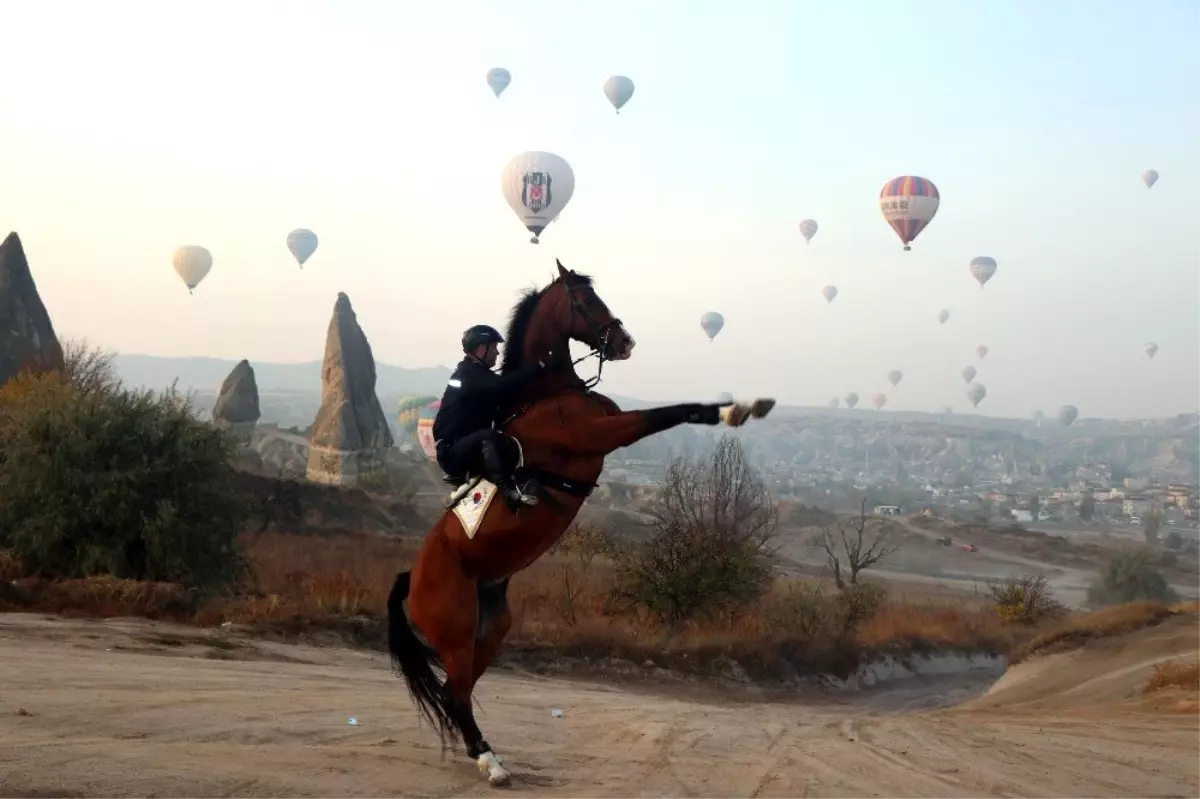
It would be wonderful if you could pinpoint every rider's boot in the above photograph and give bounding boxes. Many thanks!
[480,438,539,508]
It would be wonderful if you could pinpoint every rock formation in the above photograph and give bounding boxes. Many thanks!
[306,293,394,487]
[0,232,64,388]
[212,359,261,444]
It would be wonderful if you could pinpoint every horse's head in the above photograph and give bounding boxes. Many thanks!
[548,260,636,361]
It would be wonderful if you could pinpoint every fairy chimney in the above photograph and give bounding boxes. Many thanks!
[306,293,394,486]
[212,359,260,444]
[0,232,64,388]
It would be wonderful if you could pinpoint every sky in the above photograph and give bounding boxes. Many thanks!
[0,0,1196,419]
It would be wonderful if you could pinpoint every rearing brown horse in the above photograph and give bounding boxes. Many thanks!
[387,260,774,786]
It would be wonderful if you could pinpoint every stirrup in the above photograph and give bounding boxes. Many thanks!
[504,484,539,507]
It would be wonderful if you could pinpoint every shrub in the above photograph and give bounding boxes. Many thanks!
[1086,549,1180,607]
[611,437,777,627]
[0,359,246,593]
[1143,659,1200,694]
[989,574,1065,625]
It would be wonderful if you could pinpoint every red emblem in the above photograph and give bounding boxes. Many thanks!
[472,491,482,503]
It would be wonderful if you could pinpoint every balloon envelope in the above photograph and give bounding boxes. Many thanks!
[486,67,511,97]
[603,75,635,111]
[1142,169,1159,188]
[172,245,212,291]
[967,383,987,408]
[799,218,819,243]
[500,151,575,243]
[286,229,318,267]
[1058,405,1078,427]
[871,392,887,410]
[822,285,838,303]
[887,369,903,387]
[843,392,859,409]
[937,309,950,324]
[969,256,997,288]
[700,311,725,340]
[879,176,940,250]
[961,365,977,383]
[416,400,441,460]
[976,345,989,359]
[1144,342,1159,359]
[828,397,839,408]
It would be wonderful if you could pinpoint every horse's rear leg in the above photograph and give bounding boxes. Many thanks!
[409,535,510,786]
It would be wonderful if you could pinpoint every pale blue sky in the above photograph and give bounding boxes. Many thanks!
[0,0,1196,418]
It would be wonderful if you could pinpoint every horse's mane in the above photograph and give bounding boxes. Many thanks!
[500,271,592,374]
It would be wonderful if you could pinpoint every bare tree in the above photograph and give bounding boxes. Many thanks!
[817,498,902,589]
[60,337,121,397]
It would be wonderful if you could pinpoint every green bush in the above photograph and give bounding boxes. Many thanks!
[1086,549,1180,607]
[765,580,887,642]
[611,438,778,627]
[989,574,1065,625]
[0,357,246,593]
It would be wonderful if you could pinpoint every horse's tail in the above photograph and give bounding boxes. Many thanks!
[386,571,458,743]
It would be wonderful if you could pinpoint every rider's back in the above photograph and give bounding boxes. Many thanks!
[432,357,497,443]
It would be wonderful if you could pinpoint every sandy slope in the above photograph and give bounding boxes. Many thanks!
[0,614,1196,798]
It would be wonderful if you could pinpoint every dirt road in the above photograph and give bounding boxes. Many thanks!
[1,614,1196,798]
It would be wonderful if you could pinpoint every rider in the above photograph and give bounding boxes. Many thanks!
[433,324,564,508]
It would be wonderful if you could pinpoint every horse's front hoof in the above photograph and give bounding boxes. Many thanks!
[477,751,511,787]
[719,403,749,427]
[749,398,776,419]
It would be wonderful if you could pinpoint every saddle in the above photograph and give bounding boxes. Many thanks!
[444,434,527,508]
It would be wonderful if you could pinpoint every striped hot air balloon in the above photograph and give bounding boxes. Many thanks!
[879,176,940,251]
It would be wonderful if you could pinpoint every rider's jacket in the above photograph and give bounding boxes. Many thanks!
[432,356,544,444]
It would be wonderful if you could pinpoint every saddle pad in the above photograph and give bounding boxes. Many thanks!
[451,479,499,540]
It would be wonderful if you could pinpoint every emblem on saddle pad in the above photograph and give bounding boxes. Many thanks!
[451,480,500,540]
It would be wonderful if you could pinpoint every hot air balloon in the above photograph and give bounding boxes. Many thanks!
[961,365,977,383]
[398,395,438,433]
[828,397,839,408]
[286,229,318,268]
[603,75,635,113]
[1144,342,1159,359]
[844,392,859,409]
[871,392,887,410]
[969,256,997,288]
[976,345,989,359]
[500,151,575,244]
[887,370,903,387]
[416,399,441,460]
[822,285,838,304]
[1057,405,1078,427]
[700,311,725,341]
[1142,169,1159,189]
[799,219,819,243]
[716,391,734,405]
[173,245,212,294]
[486,67,511,97]
[937,309,950,325]
[967,383,987,408]
[879,176,940,250]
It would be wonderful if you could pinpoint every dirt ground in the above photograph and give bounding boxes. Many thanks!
[1,613,1196,798]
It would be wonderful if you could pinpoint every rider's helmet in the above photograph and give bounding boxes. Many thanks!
[462,324,504,354]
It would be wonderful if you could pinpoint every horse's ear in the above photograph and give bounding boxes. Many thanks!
[556,260,569,279]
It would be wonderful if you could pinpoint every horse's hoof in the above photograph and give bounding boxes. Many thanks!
[477,751,511,787]
[719,403,749,427]
[749,398,776,419]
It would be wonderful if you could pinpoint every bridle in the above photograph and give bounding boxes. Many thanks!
[562,279,624,389]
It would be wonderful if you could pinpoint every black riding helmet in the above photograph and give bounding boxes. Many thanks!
[462,324,504,354]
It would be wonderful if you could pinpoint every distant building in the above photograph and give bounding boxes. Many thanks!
[1123,496,1152,517]
[1012,509,1033,523]
[873,505,902,516]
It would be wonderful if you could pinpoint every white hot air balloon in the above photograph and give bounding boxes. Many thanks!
[486,67,511,98]
[1058,405,1078,427]
[700,311,725,341]
[828,397,840,408]
[967,383,987,408]
[937,309,950,325]
[798,218,819,243]
[969,256,998,288]
[1144,342,1159,359]
[716,391,734,405]
[871,392,887,411]
[961,365,977,383]
[603,75,635,113]
[887,369,903,387]
[286,228,318,268]
[843,392,859,409]
[173,245,212,294]
[1142,169,1159,189]
[822,285,838,304]
[976,344,989,359]
[500,151,575,244]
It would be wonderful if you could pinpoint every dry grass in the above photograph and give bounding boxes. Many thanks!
[1009,600,1199,665]
[1144,660,1200,694]
[0,530,1030,681]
